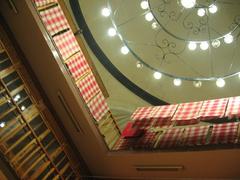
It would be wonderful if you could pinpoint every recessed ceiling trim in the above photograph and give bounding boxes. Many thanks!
[135,165,184,171]
[69,0,168,106]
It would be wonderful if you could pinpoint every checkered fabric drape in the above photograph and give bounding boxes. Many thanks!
[172,101,203,125]
[198,98,228,121]
[131,105,178,128]
[210,122,239,144]
[65,52,91,81]
[225,96,240,119]
[131,106,155,129]
[39,5,69,36]
[87,92,109,121]
[33,0,57,7]
[53,30,80,60]
[182,126,209,146]
[157,128,183,148]
[76,72,100,103]
[134,131,159,149]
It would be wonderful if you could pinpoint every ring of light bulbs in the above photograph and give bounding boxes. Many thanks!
[101,0,240,88]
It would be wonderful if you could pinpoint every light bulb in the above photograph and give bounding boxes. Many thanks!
[121,46,129,55]
[193,81,202,88]
[0,122,5,128]
[108,28,116,37]
[101,7,111,17]
[188,42,197,51]
[212,39,220,48]
[153,72,162,80]
[145,12,154,21]
[180,0,196,9]
[140,1,149,10]
[200,41,209,50]
[173,79,182,86]
[224,34,233,44]
[216,78,225,88]
[21,106,26,111]
[209,4,218,14]
[151,22,159,30]
[136,61,143,68]
[197,8,205,17]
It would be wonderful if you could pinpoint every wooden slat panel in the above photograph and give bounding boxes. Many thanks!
[59,162,70,175]
[4,130,32,154]
[0,106,16,120]
[39,129,51,140]
[65,171,74,180]
[21,153,46,178]
[29,160,51,179]
[42,167,55,180]
[16,146,41,171]
[50,146,62,160]
[9,84,24,97]
[22,105,39,121]
[5,77,20,86]
[0,122,26,144]
[10,138,37,164]
[0,66,15,79]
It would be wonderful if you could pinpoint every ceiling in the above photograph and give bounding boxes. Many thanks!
[65,0,240,120]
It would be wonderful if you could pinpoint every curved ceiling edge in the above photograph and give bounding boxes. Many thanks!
[69,0,168,106]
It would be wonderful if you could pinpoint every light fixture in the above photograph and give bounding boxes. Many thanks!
[193,81,202,88]
[145,12,154,21]
[212,39,221,48]
[197,8,205,17]
[200,41,209,50]
[216,78,225,88]
[13,94,21,102]
[209,4,218,14]
[151,22,159,30]
[224,34,234,44]
[238,73,240,79]
[140,1,149,10]
[108,28,117,37]
[121,46,129,55]
[173,78,182,86]
[136,61,143,68]
[106,0,240,88]
[0,122,5,128]
[153,72,162,79]
[101,7,111,17]
[188,42,197,51]
[180,0,196,9]
[21,106,26,111]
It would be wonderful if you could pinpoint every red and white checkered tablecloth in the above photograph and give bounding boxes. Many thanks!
[53,30,80,60]
[131,106,155,129]
[157,128,183,148]
[76,72,100,103]
[172,101,202,125]
[131,106,155,120]
[183,126,209,146]
[198,98,228,121]
[132,105,178,128]
[210,122,239,144]
[65,52,91,81]
[39,5,69,36]
[33,0,57,7]
[87,92,109,122]
[225,96,240,119]
[151,104,178,118]
[134,131,158,149]
[113,137,136,150]
[151,104,178,127]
